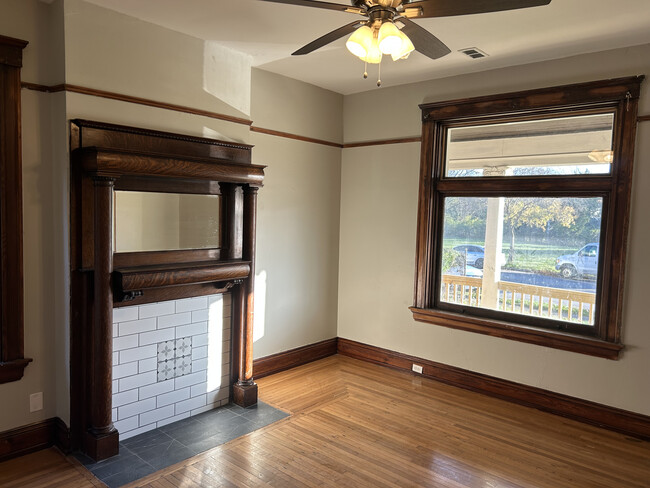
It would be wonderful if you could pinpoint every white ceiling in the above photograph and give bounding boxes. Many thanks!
[83,0,650,95]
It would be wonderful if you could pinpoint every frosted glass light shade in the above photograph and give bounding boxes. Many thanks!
[378,22,402,55]
[346,26,373,58]
[361,38,383,64]
[391,29,415,61]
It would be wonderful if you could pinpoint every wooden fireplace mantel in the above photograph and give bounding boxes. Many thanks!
[69,120,264,461]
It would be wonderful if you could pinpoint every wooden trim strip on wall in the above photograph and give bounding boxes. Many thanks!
[250,126,343,148]
[253,338,338,379]
[337,337,650,441]
[20,81,649,145]
[343,136,421,148]
[0,417,69,463]
[21,82,252,126]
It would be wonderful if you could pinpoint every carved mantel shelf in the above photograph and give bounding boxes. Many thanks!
[70,120,263,461]
[114,260,251,301]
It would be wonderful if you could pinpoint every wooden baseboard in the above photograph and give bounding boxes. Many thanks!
[0,417,70,463]
[337,338,650,441]
[253,338,338,379]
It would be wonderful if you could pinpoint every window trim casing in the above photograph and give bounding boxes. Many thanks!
[410,76,644,360]
[0,35,31,383]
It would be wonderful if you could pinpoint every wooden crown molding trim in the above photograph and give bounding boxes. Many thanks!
[0,417,70,463]
[337,337,650,441]
[21,82,252,126]
[342,136,421,148]
[253,338,338,379]
[251,126,343,148]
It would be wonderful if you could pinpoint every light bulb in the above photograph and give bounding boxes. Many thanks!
[346,25,373,59]
[378,22,402,55]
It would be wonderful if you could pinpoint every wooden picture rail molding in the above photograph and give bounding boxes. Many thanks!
[20,81,650,150]
[342,136,422,148]
[250,126,342,148]
[21,82,252,126]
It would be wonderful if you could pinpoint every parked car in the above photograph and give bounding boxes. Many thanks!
[555,243,599,278]
[452,245,505,269]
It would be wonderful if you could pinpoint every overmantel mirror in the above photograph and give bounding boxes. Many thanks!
[70,120,264,461]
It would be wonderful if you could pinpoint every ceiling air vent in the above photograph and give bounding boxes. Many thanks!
[459,47,488,59]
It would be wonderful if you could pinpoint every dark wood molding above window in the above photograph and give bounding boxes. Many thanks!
[0,35,31,383]
[411,76,644,359]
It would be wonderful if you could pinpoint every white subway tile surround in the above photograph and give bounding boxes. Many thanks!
[112,294,231,439]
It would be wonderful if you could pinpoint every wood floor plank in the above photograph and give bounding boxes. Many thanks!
[4,355,649,487]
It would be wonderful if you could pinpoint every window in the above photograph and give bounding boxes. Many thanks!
[411,77,644,359]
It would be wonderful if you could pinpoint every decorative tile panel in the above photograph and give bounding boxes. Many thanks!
[112,293,231,439]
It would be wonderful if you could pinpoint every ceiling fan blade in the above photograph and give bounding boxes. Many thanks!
[398,17,451,60]
[259,0,360,13]
[293,20,365,55]
[403,0,551,18]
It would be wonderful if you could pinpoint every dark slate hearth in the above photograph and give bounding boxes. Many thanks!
[75,402,288,488]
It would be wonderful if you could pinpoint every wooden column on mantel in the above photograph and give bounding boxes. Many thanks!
[233,186,259,406]
[87,176,119,460]
[70,119,264,461]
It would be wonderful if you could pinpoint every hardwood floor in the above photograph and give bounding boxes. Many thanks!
[2,355,649,487]
[0,446,102,487]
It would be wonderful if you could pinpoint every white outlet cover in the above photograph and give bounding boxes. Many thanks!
[412,364,423,374]
[29,392,43,412]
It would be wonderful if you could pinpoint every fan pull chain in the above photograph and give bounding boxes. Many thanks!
[363,60,368,79]
[377,58,382,87]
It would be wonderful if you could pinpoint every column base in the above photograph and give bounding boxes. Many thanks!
[233,382,258,407]
[84,427,119,461]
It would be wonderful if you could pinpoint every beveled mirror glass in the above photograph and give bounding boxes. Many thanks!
[114,191,220,252]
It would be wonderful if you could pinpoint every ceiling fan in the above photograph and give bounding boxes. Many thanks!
[260,0,552,81]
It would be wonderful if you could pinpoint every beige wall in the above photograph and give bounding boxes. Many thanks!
[251,68,342,358]
[0,0,342,431]
[0,0,66,432]
[339,44,650,416]
[1,0,647,437]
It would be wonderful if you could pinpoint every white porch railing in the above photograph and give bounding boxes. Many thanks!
[441,275,596,324]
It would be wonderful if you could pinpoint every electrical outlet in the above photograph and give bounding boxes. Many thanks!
[29,392,43,413]
[412,364,423,374]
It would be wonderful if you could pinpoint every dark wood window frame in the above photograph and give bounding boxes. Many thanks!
[0,35,31,383]
[411,76,644,360]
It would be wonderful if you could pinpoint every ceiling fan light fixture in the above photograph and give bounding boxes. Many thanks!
[378,21,402,55]
[361,38,383,64]
[391,29,415,61]
[346,25,374,58]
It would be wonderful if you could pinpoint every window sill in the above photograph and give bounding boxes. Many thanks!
[410,307,623,359]
[0,358,33,384]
